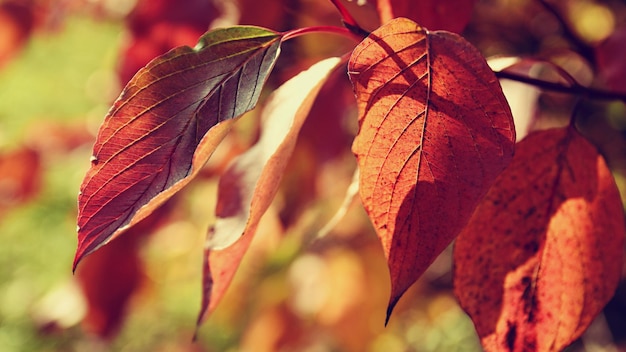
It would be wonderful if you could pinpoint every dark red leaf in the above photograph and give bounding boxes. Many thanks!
[454,127,625,352]
[348,17,515,321]
[75,26,282,270]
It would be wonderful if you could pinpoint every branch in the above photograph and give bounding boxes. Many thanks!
[282,25,361,42]
[494,70,626,102]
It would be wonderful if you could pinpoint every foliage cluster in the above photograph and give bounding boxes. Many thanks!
[1,0,626,351]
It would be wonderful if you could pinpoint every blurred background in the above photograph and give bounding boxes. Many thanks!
[0,0,625,351]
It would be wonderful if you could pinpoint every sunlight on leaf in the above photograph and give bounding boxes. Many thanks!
[74,26,282,269]
[348,17,515,321]
[195,57,343,329]
[454,127,625,352]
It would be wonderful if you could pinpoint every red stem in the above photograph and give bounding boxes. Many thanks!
[328,0,370,38]
[328,0,358,28]
[282,25,362,42]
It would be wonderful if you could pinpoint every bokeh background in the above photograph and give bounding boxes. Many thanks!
[0,0,625,351]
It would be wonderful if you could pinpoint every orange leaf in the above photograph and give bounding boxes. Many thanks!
[74,26,282,270]
[348,17,515,320]
[453,127,625,352]
[195,57,343,328]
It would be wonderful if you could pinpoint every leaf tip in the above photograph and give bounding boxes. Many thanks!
[385,297,400,326]
[194,305,208,335]
[72,248,86,274]
[192,328,200,343]
[72,255,81,274]
[72,234,95,273]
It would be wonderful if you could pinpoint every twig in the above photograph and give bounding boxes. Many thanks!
[494,70,626,102]
[282,25,361,42]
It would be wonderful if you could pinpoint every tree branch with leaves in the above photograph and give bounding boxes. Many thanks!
[73,0,626,350]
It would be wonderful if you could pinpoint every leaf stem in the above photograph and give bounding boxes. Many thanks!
[494,70,626,102]
[282,25,363,42]
[328,0,370,38]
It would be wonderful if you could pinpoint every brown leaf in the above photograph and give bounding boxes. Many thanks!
[348,17,515,320]
[75,26,282,269]
[453,127,625,352]
[376,0,475,33]
[195,57,343,327]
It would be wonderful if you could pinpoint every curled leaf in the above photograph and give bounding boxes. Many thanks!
[195,57,343,328]
[75,26,282,269]
[454,127,625,352]
[348,17,515,320]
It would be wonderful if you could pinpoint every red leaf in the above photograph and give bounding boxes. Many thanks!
[376,0,475,33]
[75,26,282,270]
[348,17,515,320]
[453,127,625,352]
[195,57,343,328]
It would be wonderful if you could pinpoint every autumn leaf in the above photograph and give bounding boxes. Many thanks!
[195,57,343,329]
[74,26,282,269]
[348,17,515,321]
[453,127,625,352]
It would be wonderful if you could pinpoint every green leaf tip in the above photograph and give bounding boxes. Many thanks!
[194,25,281,52]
